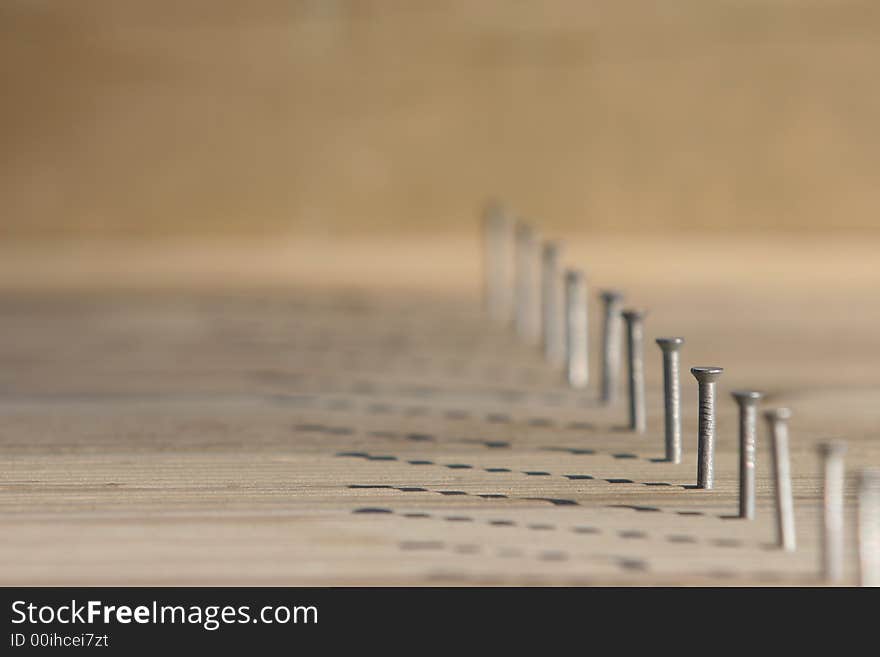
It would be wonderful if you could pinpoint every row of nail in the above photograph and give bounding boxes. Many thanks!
[482,203,878,586]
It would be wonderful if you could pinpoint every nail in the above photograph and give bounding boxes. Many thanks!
[599,290,624,403]
[857,468,880,587]
[656,338,684,463]
[622,310,646,433]
[514,222,540,344]
[564,269,588,388]
[732,390,762,519]
[765,408,796,551]
[482,202,512,322]
[691,367,723,489]
[542,242,565,367]
[819,441,847,583]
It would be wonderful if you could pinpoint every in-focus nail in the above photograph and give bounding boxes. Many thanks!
[691,367,724,489]
[622,310,646,433]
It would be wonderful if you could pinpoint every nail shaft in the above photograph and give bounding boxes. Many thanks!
[564,270,588,388]
[765,408,796,551]
[732,391,762,519]
[691,367,723,489]
[599,291,623,403]
[542,242,565,367]
[482,203,512,322]
[858,469,880,587]
[514,222,540,344]
[656,338,684,463]
[622,310,646,433]
[820,441,847,583]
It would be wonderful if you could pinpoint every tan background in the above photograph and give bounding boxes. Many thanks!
[3,0,880,241]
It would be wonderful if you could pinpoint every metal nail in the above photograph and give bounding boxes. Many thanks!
[564,269,588,388]
[542,242,565,367]
[819,441,847,583]
[514,222,540,344]
[599,290,624,403]
[656,338,684,463]
[482,202,512,322]
[691,367,724,489]
[622,310,646,433]
[732,390,762,519]
[857,468,880,587]
[765,408,796,551]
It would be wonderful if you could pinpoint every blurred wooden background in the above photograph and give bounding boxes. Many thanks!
[3,0,880,241]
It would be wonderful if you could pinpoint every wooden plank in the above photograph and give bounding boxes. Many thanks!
[0,238,875,585]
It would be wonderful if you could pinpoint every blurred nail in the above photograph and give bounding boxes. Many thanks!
[542,242,564,367]
[656,338,684,463]
[514,222,540,344]
[765,408,796,551]
[564,269,588,387]
[858,468,880,587]
[599,290,623,403]
[482,202,512,322]
[819,441,847,583]
[732,390,762,519]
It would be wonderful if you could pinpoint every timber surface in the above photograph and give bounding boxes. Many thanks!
[0,237,877,585]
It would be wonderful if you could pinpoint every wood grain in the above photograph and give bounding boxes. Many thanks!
[0,236,876,585]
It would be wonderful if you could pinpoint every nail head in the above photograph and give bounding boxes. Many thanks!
[691,366,723,382]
